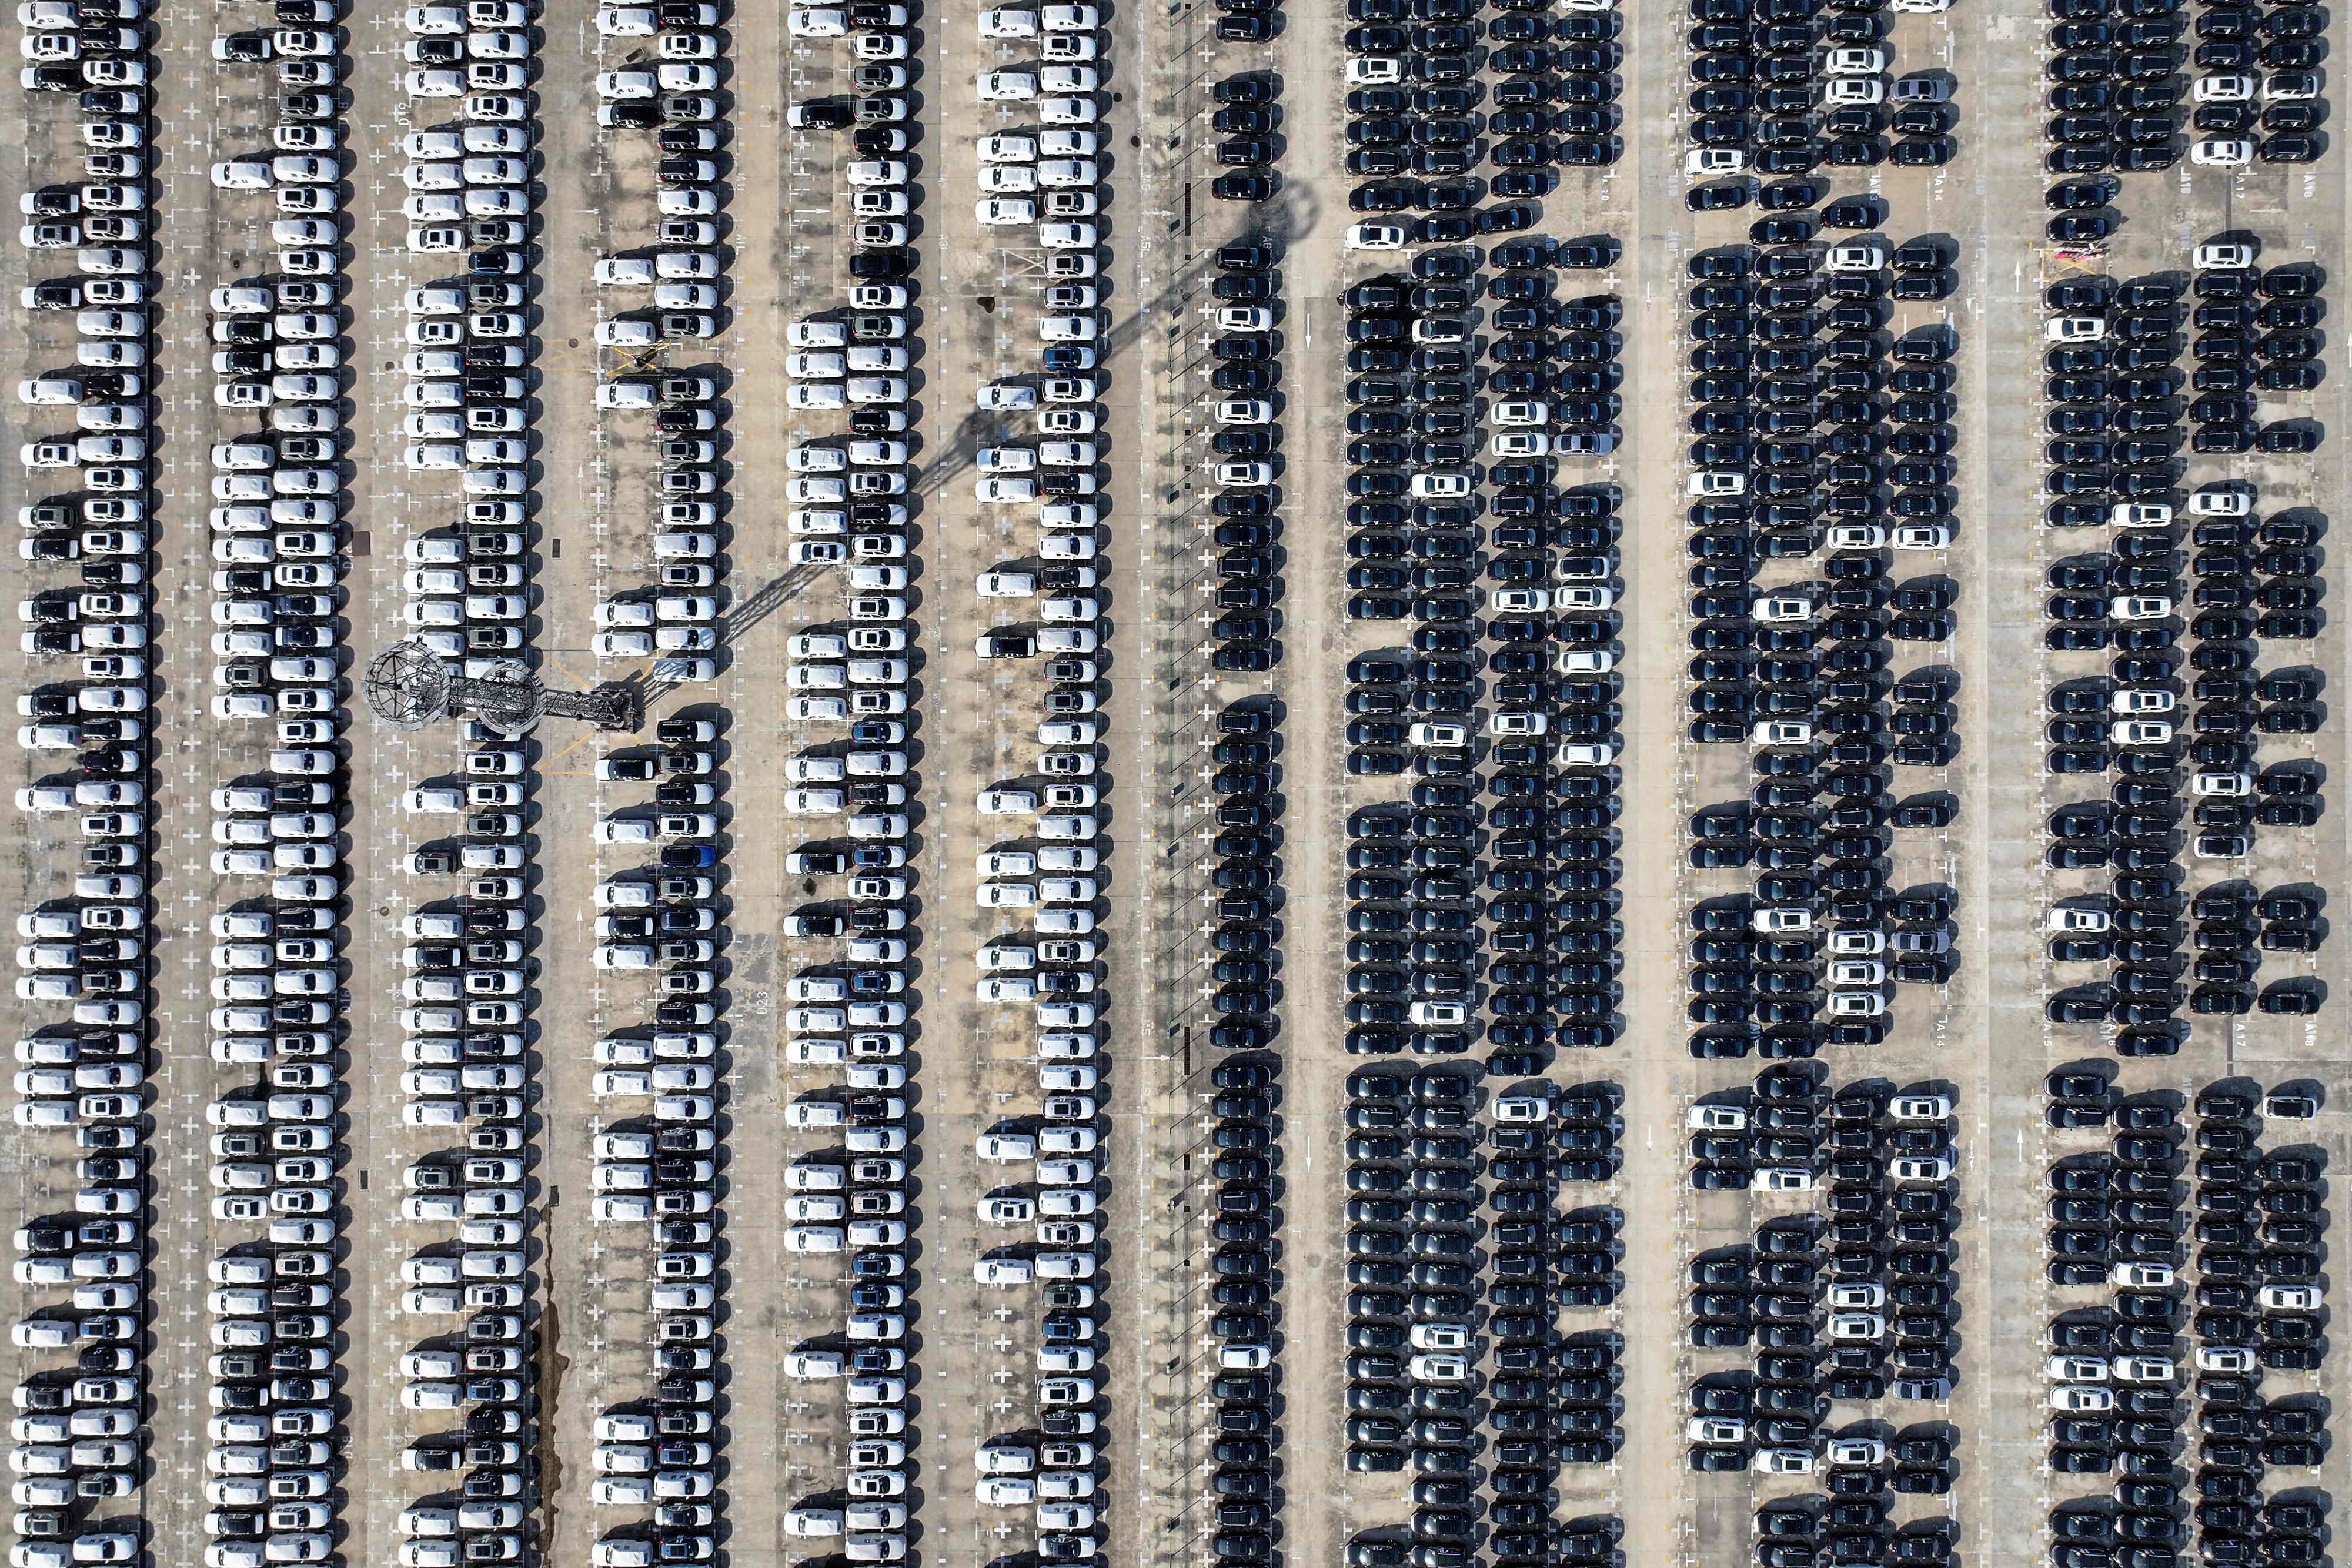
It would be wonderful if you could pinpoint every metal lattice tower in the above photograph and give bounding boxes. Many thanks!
[364,638,640,736]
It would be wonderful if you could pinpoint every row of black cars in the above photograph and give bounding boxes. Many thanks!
[1339,1071,1626,1553]
[2163,257,2330,883]
[2040,0,2187,181]
[1190,229,1287,1553]
[1207,72,1281,203]
[1341,769,1625,1065]
[10,28,159,1539]
[1343,0,1622,187]
[2183,1089,2331,1372]
[1687,412,1965,1058]
[1192,309,1288,1560]
[2041,269,2323,521]
[2049,875,2328,1027]
[1685,0,1957,178]
[1337,0,1632,1089]
[1199,0,1271,53]
[1686,890,1959,1062]
[1338,251,1632,1074]
[1195,434,1289,1561]
[2170,257,2327,452]
[1755,1497,1958,1568]
[1685,234,1964,581]
[2040,269,2322,531]
[2037,259,2328,1044]
[1349,1510,1622,1568]
[1201,238,1283,676]
[2186,883,2325,1018]
[1699,1073,1963,1412]
[1197,1052,1282,1567]
[2053,1493,2327,1568]
[2043,1086,2331,1568]
[1678,202,1971,1054]
[2043,0,2326,184]
[1341,266,1625,627]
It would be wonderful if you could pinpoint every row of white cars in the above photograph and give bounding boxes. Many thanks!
[586,0,730,700]
[767,4,926,1559]
[8,0,157,1561]
[390,0,537,694]
[389,724,537,1550]
[197,38,350,1411]
[382,3,543,1566]
[586,0,720,681]
[766,497,921,1539]
[771,901,916,1554]
[12,0,154,785]
[963,5,1113,1559]
[579,1069,727,1536]
[582,5,735,1560]
[193,6,362,1567]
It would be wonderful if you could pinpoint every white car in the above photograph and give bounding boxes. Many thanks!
[2190,138,2253,167]
[1750,1448,1815,1475]
[2258,1285,2322,1312]
[2187,484,2251,517]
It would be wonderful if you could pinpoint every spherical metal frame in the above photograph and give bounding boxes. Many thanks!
[362,640,452,730]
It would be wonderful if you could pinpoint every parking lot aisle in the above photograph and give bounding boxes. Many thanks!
[523,0,637,1549]
[1952,0,2051,1546]
[918,1124,994,1564]
[1085,0,1172,1562]
[697,0,797,1547]
[1128,240,1207,1568]
[136,2,258,1544]
[1141,97,1304,1568]
[332,684,406,1566]
[1121,138,1281,1568]
[1605,1,1690,1560]
[332,3,452,1543]
[332,0,479,1537]
[896,0,1022,1554]
[1185,0,1374,1542]
[333,711,407,1568]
